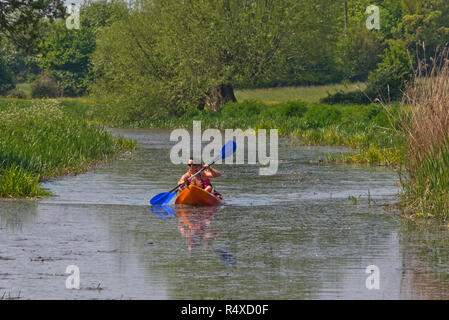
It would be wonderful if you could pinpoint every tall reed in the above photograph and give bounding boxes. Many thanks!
[400,48,449,220]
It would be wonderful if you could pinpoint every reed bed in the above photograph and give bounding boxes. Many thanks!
[0,99,135,198]
[400,49,449,220]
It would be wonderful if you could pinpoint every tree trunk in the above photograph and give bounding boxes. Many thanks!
[204,84,237,111]
[344,0,348,35]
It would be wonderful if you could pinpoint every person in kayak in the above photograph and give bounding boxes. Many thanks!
[178,157,221,194]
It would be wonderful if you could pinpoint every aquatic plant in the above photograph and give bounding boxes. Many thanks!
[0,99,135,198]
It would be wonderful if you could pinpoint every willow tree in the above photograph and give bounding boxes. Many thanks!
[93,0,314,114]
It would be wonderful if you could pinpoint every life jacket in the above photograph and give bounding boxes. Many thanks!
[185,172,205,189]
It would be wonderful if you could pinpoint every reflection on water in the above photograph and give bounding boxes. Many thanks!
[0,128,448,299]
[399,220,449,299]
[0,200,38,232]
[151,205,236,267]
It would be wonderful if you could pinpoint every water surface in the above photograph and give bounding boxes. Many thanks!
[1,129,449,299]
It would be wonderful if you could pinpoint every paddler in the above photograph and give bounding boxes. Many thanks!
[178,157,221,194]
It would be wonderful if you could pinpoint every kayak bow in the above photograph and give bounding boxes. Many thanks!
[175,185,223,206]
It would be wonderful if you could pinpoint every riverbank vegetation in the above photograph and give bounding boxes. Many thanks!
[399,51,449,220]
[0,98,135,198]
[1,0,449,220]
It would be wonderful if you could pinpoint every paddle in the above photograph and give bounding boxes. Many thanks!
[150,140,236,205]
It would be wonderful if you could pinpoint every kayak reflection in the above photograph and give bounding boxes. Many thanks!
[176,206,235,267]
[150,204,235,266]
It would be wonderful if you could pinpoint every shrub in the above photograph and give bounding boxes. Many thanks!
[277,101,309,118]
[31,74,61,98]
[364,41,413,101]
[220,101,265,118]
[47,70,88,97]
[6,88,27,99]
[303,105,342,128]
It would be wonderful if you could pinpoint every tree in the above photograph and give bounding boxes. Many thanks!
[93,0,321,114]
[401,0,449,55]
[0,54,14,94]
[37,0,129,96]
[0,0,66,52]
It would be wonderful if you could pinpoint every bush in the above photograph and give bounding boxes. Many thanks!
[364,41,413,101]
[220,101,265,118]
[278,101,309,118]
[31,75,61,98]
[303,105,342,128]
[6,88,27,99]
[47,70,88,97]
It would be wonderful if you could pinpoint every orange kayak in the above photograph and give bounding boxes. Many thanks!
[175,185,224,206]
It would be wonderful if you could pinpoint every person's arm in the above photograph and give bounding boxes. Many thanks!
[178,173,189,186]
[202,164,221,178]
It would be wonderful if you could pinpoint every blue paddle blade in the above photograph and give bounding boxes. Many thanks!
[220,140,237,159]
[150,191,176,205]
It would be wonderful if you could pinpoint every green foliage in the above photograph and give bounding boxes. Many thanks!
[303,105,342,128]
[0,99,134,197]
[38,20,95,80]
[0,0,66,53]
[323,41,413,104]
[80,0,129,32]
[0,58,14,95]
[401,0,449,52]
[336,25,385,82]
[92,0,324,113]
[31,74,60,98]
[277,101,309,118]
[6,88,27,99]
[0,164,49,198]
[0,36,40,82]
[34,0,128,97]
[47,70,88,97]
[401,143,449,220]
[365,41,413,100]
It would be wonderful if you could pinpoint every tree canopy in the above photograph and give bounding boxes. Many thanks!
[0,0,66,52]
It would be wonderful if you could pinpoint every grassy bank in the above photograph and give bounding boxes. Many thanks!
[0,98,135,198]
[59,97,404,166]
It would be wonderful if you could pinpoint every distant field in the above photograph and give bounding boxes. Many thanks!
[235,82,366,103]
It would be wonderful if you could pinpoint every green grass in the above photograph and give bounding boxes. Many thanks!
[15,82,32,98]
[400,143,449,220]
[235,82,366,103]
[0,98,136,198]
